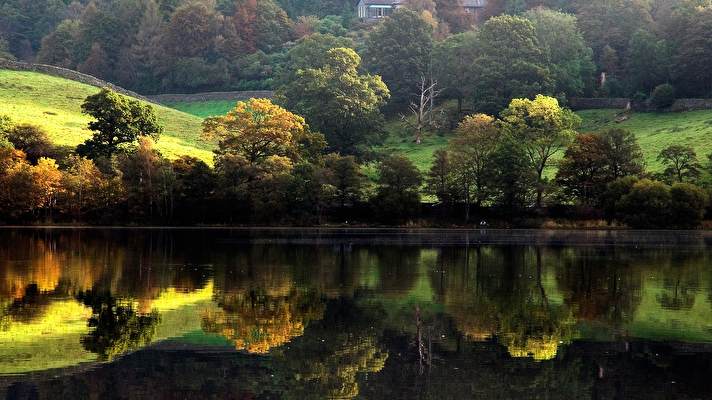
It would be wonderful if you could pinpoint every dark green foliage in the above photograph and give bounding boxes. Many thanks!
[432,31,478,113]
[669,5,712,97]
[472,16,553,115]
[324,153,365,208]
[426,149,457,206]
[363,9,434,110]
[525,8,595,97]
[670,183,708,229]
[556,129,643,205]
[490,138,535,212]
[617,179,671,228]
[374,155,423,221]
[277,47,389,155]
[77,290,160,361]
[77,89,163,161]
[628,29,671,95]
[5,124,53,164]
[602,176,638,223]
[649,83,676,110]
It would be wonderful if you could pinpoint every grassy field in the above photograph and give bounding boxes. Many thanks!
[0,70,214,162]
[373,108,712,174]
[578,109,712,170]
[163,99,236,118]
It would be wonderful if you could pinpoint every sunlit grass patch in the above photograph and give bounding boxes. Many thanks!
[0,70,214,162]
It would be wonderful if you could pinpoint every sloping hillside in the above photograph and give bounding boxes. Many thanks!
[0,70,214,161]
[579,109,712,170]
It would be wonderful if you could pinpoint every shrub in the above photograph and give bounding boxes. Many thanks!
[670,183,708,228]
[649,83,675,109]
[617,179,671,228]
[602,176,639,223]
[6,124,53,164]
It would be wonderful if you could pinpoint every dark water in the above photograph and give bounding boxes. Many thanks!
[2,229,712,399]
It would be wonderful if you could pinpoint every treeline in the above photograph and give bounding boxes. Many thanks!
[2,0,712,103]
[1,89,711,228]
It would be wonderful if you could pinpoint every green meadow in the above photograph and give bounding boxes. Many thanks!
[0,70,214,162]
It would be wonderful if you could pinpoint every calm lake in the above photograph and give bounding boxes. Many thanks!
[2,228,712,399]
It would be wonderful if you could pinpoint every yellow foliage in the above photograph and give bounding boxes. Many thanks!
[203,98,307,165]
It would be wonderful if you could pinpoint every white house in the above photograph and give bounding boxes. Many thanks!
[357,0,487,22]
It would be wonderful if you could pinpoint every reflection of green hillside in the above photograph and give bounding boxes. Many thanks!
[629,285,712,343]
[0,282,220,375]
[0,300,97,374]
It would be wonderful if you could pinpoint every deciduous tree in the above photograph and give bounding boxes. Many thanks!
[363,9,434,109]
[278,47,389,155]
[658,144,701,183]
[77,89,163,162]
[472,16,553,114]
[501,95,580,208]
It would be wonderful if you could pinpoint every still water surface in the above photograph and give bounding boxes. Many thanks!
[1,228,712,399]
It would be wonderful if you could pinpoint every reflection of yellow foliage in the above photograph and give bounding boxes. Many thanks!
[502,334,560,361]
[202,291,324,354]
[3,242,61,299]
[290,335,388,400]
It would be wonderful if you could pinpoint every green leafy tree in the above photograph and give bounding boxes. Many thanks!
[172,155,216,223]
[374,155,423,222]
[118,138,176,221]
[277,33,354,86]
[36,19,82,68]
[602,176,638,223]
[525,8,595,97]
[670,183,708,229]
[5,124,53,164]
[490,138,535,212]
[448,114,501,221]
[205,99,325,222]
[649,83,676,109]
[426,149,457,207]
[501,95,580,208]
[363,9,434,109]
[617,179,671,228]
[278,47,389,155]
[556,129,643,205]
[77,89,163,162]
[324,153,365,209]
[472,15,553,115]
[658,144,701,183]
[432,31,478,114]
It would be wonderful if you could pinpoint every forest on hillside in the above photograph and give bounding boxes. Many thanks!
[1,0,711,101]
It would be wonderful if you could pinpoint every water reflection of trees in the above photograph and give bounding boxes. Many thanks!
[435,246,576,361]
[273,299,389,400]
[202,289,324,354]
[2,229,712,374]
[77,290,161,361]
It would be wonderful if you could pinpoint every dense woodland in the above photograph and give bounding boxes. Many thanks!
[2,0,712,98]
[3,0,712,227]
